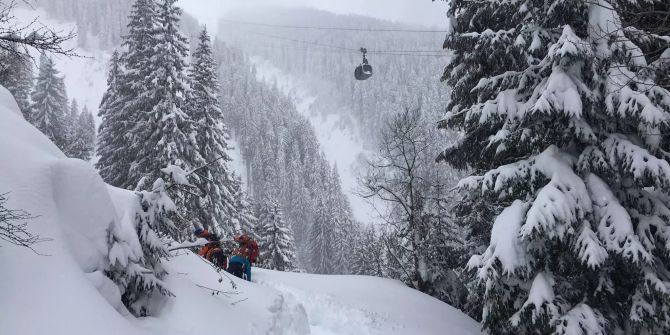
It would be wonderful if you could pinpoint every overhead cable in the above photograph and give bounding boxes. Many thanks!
[220,18,449,34]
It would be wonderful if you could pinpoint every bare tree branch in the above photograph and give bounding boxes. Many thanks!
[0,0,79,62]
[0,192,50,255]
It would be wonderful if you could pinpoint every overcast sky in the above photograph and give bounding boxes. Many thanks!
[178,0,448,34]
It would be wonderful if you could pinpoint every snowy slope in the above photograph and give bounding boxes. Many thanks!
[0,86,483,334]
[254,269,481,335]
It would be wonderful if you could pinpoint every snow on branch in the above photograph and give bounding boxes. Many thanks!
[603,135,670,190]
[575,222,608,269]
[459,147,592,241]
[520,149,592,241]
[606,66,670,127]
[160,164,193,187]
[468,200,529,277]
[586,174,651,263]
[554,304,607,335]
[510,272,559,327]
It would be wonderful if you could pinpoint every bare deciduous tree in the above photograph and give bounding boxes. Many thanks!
[358,108,458,293]
[0,0,77,61]
[0,192,47,254]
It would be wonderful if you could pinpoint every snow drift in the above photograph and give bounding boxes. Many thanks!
[0,86,483,334]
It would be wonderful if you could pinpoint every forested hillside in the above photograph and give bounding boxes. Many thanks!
[218,7,449,145]
[214,41,358,273]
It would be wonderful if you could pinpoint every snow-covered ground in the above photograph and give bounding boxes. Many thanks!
[250,57,380,224]
[0,86,483,334]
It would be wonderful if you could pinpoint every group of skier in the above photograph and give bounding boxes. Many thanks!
[193,228,259,281]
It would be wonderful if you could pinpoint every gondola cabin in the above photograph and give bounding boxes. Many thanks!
[355,47,373,80]
[355,63,373,80]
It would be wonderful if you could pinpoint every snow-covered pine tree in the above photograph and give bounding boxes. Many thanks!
[327,165,356,274]
[440,0,670,333]
[96,50,125,185]
[350,225,385,277]
[256,198,297,271]
[29,54,68,149]
[107,175,176,317]
[230,176,257,237]
[97,0,159,190]
[450,195,499,320]
[69,105,96,160]
[188,26,236,236]
[307,196,337,274]
[131,0,202,192]
[0,50,32,117]
[63,99,79,156]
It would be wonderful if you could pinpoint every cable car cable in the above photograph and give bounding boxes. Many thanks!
[242,30,447,58]
[219,18,448,33]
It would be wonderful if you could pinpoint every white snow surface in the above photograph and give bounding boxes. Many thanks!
[0,87,483,335]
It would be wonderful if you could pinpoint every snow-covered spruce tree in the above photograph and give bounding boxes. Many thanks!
[97,0,159,190]
[307,196,337,274]
[69,105,96,161]
[328,165,357,274]
[188,26,236,236]
[131,0,203,194]
[96,50,127,186]
[452,195,501,321]
[29,54,68,149]
[440,0,670,333]
[256,198,297,271]
[350,225,385,277]
[106,173,177,317]
[0,50,32,117]
[63,99,79,156]
[230,176,258,237]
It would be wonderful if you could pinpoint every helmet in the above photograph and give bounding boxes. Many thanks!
[236,234,250,243]
[193,227,204,237]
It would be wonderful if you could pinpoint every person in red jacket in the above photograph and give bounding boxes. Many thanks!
[227,233,259,281]
[235,233,259,263]
[194,228,227,270]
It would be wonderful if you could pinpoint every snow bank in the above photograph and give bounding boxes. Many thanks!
[254,269,483,335]
[0,86,22,118]
[0,86,146,334]
[1,86,482,334]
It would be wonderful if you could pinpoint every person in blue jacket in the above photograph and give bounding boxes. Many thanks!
[227,254,252,281]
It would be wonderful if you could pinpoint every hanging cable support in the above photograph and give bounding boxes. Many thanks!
[220,18,449,33]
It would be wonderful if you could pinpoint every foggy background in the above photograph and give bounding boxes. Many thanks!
[178,0,448,34]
